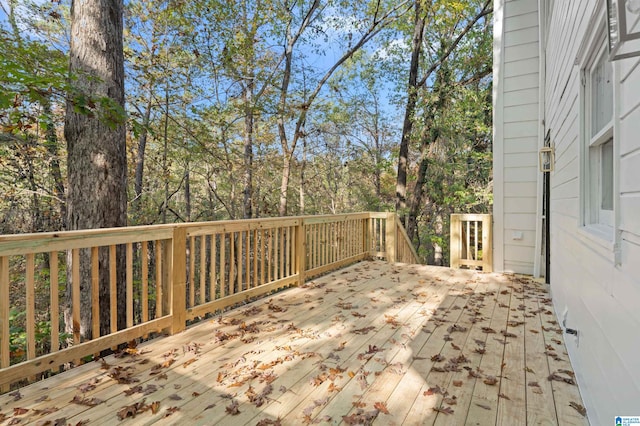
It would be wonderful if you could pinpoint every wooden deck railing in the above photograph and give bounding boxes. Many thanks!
[450,213,492,272]
[0,212,418,391]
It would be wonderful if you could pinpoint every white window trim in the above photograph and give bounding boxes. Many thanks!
[576,6,621,263]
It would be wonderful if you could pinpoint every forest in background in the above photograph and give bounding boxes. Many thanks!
[1,0,493,266]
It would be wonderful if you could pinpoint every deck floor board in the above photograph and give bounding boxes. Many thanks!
[0,261,589,425]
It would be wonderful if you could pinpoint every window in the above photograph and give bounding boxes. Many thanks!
[583,42,615,231]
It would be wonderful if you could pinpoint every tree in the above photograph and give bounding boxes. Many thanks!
[395,0,492,218]
[64,0,127,339]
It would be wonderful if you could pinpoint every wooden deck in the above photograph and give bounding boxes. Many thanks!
[0,261,588,425]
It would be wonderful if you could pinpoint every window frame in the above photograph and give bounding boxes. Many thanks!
[585,43,614,228]
[578,16,618,242]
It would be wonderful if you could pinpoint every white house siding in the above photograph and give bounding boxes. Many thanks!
[495,0,640,423]
[493,0,540,274]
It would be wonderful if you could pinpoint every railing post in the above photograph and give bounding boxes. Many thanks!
[385,213,397,263]
[296,218,306,286]
[482,215,493,272]
[450,214,461,269]
[171,227,187,335]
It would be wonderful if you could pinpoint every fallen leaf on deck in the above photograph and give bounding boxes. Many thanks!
[432,406,454,415]
[558,369,575,378]
[450,342,461,350]
[168,394,182,400]
[447,324,468,333]
[548,372,575,385]
[483,376,498,385]
[342,409,379,425]
[475,403,491,410]
[453,380,464,387]
[9,390,22,401]
[225,399,241,415]
[352,326,376,335]
[13,407,29,416]
[70,395,103,406]
[431,354,445,362]
[481,327,496,334]
[109,366,139,383]
[443,396,458,405]
[424,385,445,396]
[116,399,150,420]
[374,401,389,414]
[163,407,179,418]
[384,314,400,327]
[569,402,587,417]
[256,418,283,426]
[498,393,510,400]
[182,358,197,368]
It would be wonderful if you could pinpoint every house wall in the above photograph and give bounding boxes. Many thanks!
[493,0,540,274]
[495,0,640,423]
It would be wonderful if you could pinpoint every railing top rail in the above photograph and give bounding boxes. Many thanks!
[0,227,175,256]
[450,213,492,221]
[0,212,385,256]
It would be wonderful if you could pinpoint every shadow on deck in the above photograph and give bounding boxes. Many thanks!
[0,260,588,425]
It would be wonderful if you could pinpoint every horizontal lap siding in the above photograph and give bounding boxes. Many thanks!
[542,0,640,424]
[494,0,540,274]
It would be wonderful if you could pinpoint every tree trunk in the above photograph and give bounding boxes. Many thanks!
[243,78,254,219]
[279,152,292,217]
[162,86,169,223]
[43,99,67,230]
[395,0,425,213]
[64,0,127,340]
[184,165,191,222]
[133,90,153,217]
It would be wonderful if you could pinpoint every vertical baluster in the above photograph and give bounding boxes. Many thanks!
[73,248,82,350]
[267,229,273,283]
[210,234,217,300]
[200,235,206,304]
[253,229,258,288]
[474,221,479,262]
[189,236,195,308]
[245,230,251,289]
[126,243,133,328]
[109,245,117,341]
[141,242,149,324]
[25,254,35,380]
[91,247,99,342]
[155,241,163,318]
[279,227,285,279]
[49,252,59,360]
[289,226,294,276]
[285,227,290,277]
[237,231,243,292]
[0,256,10,391]
[230,232,236,294]
[259,230,265,286]
[220,234,226,298]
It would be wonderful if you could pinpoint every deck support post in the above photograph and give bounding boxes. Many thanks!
[385,213,397,263]
[170,227,187,335]
[296,219,306,287]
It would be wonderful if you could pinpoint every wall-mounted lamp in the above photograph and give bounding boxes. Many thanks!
[607,0,640,60]
[539,146,555,173]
